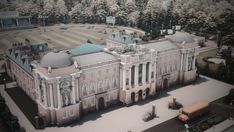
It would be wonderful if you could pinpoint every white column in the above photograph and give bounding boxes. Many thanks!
[76,77,80,102]
[192,56,196,69]
[180,53,184,72]
[123,68,126,90]
[1,19,3,29]
[155,61,157,81]
[185,54,188,71]
[129,67,132,88]
[148,62,152,83]
[134,65,139,87]
[16,19,19,26]
[29,17,31,25]
[57,80,62,108]
[38,82,41,102]
[72,76,76,104]
[42,81,47,107]
[35,74,41,102]
[142,63,146,84]
[49,84,54,108]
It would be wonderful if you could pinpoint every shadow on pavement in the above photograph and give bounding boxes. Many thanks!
[5,87,38,128]
[64,105,123,127]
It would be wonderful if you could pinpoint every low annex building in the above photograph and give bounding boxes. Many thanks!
[5,31,201,126]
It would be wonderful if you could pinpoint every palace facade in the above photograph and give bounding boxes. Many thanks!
[5,31,202,126]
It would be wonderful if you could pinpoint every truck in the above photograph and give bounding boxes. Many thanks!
[178,102,209,122]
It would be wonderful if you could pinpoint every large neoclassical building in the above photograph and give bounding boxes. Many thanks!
[5,31,202,126]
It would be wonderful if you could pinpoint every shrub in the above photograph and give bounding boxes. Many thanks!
[143,111,155,122]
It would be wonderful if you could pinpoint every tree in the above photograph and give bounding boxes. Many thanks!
[69,3,83,23]
[41,0,55,24]
[124,1,137,14]
[135,0,148,11]
[96,9,107,23]
[109,3,120,16]
[115,9,127,25]
[127,11,140,27]
[15,1,39,16]
[7,115,20,131]
[222,33,234,47]
[54,0,68,23]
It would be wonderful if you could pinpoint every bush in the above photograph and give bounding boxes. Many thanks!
[1,107,12,121]
[143,111,155,122]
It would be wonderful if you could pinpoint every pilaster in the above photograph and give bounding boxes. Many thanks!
[142,63,146,84]
[134,65,139,88]
[49,84,54,108]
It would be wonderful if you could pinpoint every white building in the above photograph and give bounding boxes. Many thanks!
[6,31,201,126]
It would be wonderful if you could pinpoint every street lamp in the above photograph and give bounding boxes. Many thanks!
[38,15,48,32]
[152,104,156,117]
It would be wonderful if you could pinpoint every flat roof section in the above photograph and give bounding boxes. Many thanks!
[144,40,179,52]
[72,52,118,67]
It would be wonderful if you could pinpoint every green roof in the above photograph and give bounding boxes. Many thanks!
[71,43,105,56]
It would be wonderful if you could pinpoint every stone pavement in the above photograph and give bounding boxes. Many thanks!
[0,75,233,132]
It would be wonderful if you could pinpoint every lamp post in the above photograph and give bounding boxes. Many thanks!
[38,15,48,32]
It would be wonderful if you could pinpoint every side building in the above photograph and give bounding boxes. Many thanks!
[5,42,49,100]
[5,31,202,126]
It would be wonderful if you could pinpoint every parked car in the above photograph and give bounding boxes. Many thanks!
[178,102,209,122]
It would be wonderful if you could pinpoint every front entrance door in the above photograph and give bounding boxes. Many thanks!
[163,78,168,89]
[131,92,135,103]
[138,90,143,101]
[98,97,105,111]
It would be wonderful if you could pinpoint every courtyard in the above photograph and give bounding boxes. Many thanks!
[0,75,233,132]
[0,24,145,50]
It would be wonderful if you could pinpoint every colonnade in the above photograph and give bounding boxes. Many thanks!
[122,61,156,90]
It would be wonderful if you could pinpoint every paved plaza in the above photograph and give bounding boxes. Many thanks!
[0,75,233,132]
[0,24,145,50]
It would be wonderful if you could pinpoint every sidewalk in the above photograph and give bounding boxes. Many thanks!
[0,85,36,132]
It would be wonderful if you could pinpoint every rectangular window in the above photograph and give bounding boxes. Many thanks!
[63,111,67,118]
[70,109,74,116]
[126,78,129,85]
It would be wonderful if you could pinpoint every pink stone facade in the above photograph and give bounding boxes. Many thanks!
[5,32,201,127]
